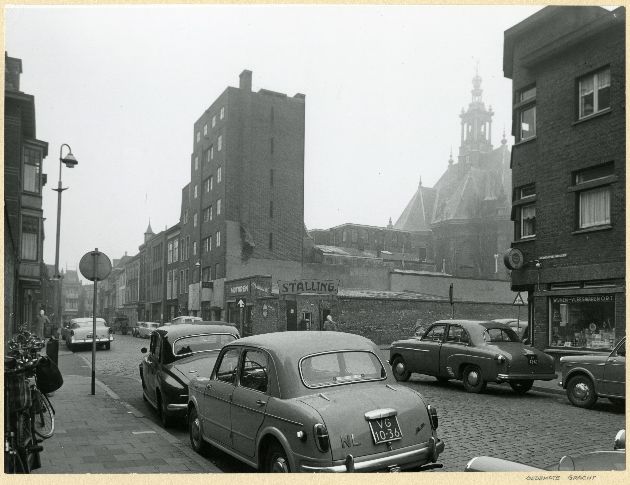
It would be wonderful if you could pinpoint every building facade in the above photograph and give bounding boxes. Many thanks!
[503,6,625,355]
[4,54,50,338]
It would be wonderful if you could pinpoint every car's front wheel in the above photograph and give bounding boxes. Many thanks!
[391,356,411,382]
[566,374,597,408]
[510,380,533,394]
[265,441,290,473]
[462,365,487,393]
[189,407,207,454]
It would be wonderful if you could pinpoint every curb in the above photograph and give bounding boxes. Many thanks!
[75,354,219,472]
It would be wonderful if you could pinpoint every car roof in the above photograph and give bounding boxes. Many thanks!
[225,331,378,356]
[156,323,239,340]
[71,317,105,323]
[432,319,505,328]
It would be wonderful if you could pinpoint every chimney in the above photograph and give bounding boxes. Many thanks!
[239,70,252,92]
[5,53,22,91]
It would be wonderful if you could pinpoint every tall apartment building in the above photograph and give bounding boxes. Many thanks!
[4,53,50,337]
[503,6,625,354]
[182,70,306,320]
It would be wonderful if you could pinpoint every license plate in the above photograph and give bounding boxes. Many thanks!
[527,355,538,366]
[368,416,403,444]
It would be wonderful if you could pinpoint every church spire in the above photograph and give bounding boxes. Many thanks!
[459,65,494,162]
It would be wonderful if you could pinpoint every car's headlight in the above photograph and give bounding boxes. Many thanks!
[494,354,506,364]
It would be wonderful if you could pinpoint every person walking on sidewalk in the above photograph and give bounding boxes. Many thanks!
[33,309,50,338]
[323,315,337,331]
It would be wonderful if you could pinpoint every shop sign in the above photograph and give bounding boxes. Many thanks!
[228,283,250,296]
[552,295,614,304]
[279,279,339,295]
[538,253,567,260]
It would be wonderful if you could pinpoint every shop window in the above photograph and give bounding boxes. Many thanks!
[23,148,42,194]
[21,216,39,261]
[550,295,615,350]
[515,85,536,142]
[578,67,610,119]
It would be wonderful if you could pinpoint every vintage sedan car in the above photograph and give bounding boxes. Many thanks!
[170,315,202,325]
[137,321,161,339]
[188,331,444,473]
[390,320,556,394]
[65,317,113,351]
[559,337,625,409]
[492,318,528,342]
[465,429,625,472]
[139,323,239,427]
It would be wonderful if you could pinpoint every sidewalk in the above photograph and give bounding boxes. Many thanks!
[378,346,564,396]
[34,349,220,473]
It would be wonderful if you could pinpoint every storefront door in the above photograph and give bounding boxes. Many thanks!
[286,300,297,331]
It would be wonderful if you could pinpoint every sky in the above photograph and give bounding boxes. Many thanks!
[5,4,546,278]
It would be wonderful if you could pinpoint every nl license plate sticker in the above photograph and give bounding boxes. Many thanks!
[527,355,538,366]
[368,416,403,444]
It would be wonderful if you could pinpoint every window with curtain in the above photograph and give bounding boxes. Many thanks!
[520,204,536,238]
[515,85,536,142]
[579,67,610,119]
[23,148,41,193]
[579,186,611,228]
[21,216,39,261]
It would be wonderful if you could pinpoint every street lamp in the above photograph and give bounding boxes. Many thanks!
[53,144,78,337]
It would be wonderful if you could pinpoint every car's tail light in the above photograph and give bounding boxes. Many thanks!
[494,354,506,364]
[427,405,438,430]
[313,423,330,452]
[108,328,113,334]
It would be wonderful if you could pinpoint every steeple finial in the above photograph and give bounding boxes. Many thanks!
[501,126,507,145]
[387,217,393,229]
[418,176,422,188]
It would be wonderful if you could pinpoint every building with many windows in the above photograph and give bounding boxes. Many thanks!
[503,6,625,354]
[4,53,50,338]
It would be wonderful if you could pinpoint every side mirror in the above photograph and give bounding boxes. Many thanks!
[141,347,147,354]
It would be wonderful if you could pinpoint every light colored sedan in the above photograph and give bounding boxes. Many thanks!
[188,331,444,473]
[137,322,161,339]
[65,317,113,351]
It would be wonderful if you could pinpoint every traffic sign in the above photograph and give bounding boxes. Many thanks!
[512,292,526,306]
[79,249,112,282]
[237,298,246,309]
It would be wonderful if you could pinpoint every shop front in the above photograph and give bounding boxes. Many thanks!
[224,276,272,337]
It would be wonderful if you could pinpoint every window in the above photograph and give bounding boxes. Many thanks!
[519,184,535,199]
[216,231,221,247]
[194,184,198,198]
[300,351,385,388]
[183,209,189,224]
[205,149,210,163]
[205,177,211,193]
[220,106,225,119]
[203,237,211,253]
[269,233,273,250]
[193,241,197,256]
[217,199,221,215]
[240,350,269,393]
[445,325,470,345]
[196,131,200,143]
[173,239,179,262]
[210,145,214,161]
[520,204,536,238]
[550,295,615,350]
[167,241,173,264]
[214,348,239,384]
[212,115,216,128]
[203,123,208,136]
[578,67,611,119]
[516,85,536,141]
[186,236,190,259]
[209,205,213,221]
[23,148,41,193]
[203,207,210,222]
[422,324,446,341]
[193,212,198,227]
[180,270,185,294]
[217,167,222,183]
[574,164,614,229]
[218,135,222,151]
[21,216,38,261]
[202,266,211,282]
[194,156,199,171]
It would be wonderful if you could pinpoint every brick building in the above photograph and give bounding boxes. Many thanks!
[503,6,625,355]
[4,53,50,338]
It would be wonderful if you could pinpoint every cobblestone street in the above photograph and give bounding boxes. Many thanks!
[69,333,625,472]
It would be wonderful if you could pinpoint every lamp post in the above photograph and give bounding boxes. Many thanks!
[53,144,78,337]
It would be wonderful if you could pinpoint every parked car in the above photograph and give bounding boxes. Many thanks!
[65,317,114,351]
[390,320,556,394]
[465,429,625,471]
[188,331,445,473]
[136,322,161,339]
[492,318,529,342]
[170,315,202,325]
[110,315,130,335]
[559,336,625,409]
[139,323,240,427]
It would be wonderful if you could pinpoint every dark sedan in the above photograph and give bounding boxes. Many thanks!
[139,323,239,427]
[390,320,556,394]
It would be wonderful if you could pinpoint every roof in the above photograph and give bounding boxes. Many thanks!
[394,182,436,232]
[156,323,239,340]
[227,331,377,356]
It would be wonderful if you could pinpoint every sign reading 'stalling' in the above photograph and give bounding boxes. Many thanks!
[278,279,339,295]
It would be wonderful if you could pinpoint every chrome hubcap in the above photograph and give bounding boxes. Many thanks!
[467,370,480,386]
[272,457,289,473]
[573,382,591,401]
[395,362,405,375]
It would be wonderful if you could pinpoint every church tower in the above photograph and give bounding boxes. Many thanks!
[459,68,494,166]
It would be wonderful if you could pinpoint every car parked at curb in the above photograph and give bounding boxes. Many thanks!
[492,319,529,343]
[390,320,556,394]
[65,317,113,351]
[136,322,161,339]
[139,323,239,427]
[170,315,202,325]
[559,336,625,409]
[465,429,625,471]
[188,331,444,473]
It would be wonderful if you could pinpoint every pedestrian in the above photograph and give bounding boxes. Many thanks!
[323,314,337,331]
[33,309,50,338]
[298,318,308,331]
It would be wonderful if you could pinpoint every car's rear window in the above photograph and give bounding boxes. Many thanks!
[300,351,386,388]
[483,327,521,343]
[172,334,237,356]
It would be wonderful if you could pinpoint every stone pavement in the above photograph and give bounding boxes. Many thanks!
[34,348,219,474]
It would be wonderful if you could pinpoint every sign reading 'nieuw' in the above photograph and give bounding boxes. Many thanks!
[279,279,339,295]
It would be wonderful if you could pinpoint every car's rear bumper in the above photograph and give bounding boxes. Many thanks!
[69,337,113,344]
[299,437,444,472]
[496,373,557,382]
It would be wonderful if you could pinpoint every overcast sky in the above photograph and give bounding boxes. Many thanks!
[6,4,544,277]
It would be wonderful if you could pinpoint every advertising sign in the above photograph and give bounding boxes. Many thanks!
[278,279,339,295]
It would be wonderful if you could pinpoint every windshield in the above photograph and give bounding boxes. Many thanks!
[483,327,521,343]
[300,351,386,388]
[172,333,237,356]
[72,320,104,328]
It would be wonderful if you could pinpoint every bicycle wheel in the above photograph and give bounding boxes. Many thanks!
[32,390,54,439]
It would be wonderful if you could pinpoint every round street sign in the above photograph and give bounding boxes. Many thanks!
[79,249,112,282]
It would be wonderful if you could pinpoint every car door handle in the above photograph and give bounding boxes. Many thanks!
[256,400,265,406]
